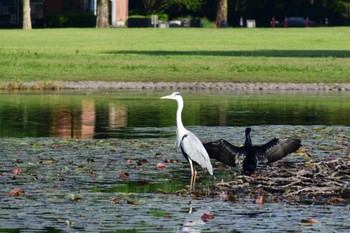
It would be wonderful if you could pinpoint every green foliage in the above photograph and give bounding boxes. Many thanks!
[156,13,169,21]
[171,0,204,11]
[141,0,204,13]
[129,13,169,21]
[200,17,216,28]
[128,15,148,19]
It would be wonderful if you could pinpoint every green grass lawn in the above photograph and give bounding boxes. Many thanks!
[0,27,350,86]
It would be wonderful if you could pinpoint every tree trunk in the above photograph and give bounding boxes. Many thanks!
[96,0,109,28]
[22,0,32,29]
[216,0,228,23]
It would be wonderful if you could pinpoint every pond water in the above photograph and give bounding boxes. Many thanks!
[0,90,350,233]
[0,90,349,138]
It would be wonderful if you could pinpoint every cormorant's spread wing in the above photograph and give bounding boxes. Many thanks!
[180,131,213,175]
[203,139,245,167]
[255,138,302,163]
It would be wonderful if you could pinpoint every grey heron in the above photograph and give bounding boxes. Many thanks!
[161,92,213,191]
[204,127,301,175]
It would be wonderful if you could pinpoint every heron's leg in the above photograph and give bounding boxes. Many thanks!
[193,169,197,191]
[189,159,194,191]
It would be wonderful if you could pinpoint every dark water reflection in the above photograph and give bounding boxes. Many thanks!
[0,90,349,138]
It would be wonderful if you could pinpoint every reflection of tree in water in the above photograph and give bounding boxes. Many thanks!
[81,100,96,138]
[50,102,84,138]
[50,100,129,139]
[109,103,127,128]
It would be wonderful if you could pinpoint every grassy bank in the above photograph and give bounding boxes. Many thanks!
[0,27,349,86]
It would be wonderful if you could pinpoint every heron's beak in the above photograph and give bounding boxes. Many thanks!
[160,95,172,99]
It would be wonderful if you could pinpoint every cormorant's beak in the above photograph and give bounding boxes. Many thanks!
[160,95,172,99]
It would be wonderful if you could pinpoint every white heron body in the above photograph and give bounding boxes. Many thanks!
[161,92,213,190]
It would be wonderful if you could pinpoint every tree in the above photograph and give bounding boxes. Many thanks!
[141,0,204,14]
[217,0,228,24]
[22,0,32,29]
[96,0,109,28]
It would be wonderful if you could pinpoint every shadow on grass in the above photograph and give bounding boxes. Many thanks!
[106,50,350,58]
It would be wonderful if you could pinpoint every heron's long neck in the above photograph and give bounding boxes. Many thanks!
[176,98,186,133]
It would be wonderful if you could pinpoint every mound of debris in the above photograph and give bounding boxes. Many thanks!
[213,156,350,205]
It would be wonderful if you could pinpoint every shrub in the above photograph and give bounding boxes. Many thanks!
[198,17,216,28]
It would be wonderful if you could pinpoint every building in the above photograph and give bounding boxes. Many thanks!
[110,0,128,27]
[0,0,128,28]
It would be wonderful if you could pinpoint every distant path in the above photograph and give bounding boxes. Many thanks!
[60,81,350,91]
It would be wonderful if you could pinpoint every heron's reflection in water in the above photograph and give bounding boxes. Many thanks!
[179,200,211,233]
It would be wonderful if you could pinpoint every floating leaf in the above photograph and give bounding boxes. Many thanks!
[157,163,166,169]
[109,198,119,204]
[32,144,42,149]
[16,159,24,163]
[119,173,128,180]
[40,160,55,165]
[138,158,150,164]
[11,167,22,175]
[155,152,164,156]
[87,158,95,163]
[8,188,24,197]
[127,200,137,205]
[164,159,178,163]
[301,218,320,224]
[201,213,215,222]
[51,144,61,149]
[67,194,82,201]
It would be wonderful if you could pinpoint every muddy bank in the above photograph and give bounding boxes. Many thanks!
[4,81,350,91]
[60,81,350,91]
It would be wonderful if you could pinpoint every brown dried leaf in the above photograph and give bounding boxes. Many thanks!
[109,198,119,204]
[119,173,128,180]
[138,158,150,164]
[127,200,137,205]
[11,167,22,175]
[301,218,320,224]
[8,188,24,197]
[201,213,215,222]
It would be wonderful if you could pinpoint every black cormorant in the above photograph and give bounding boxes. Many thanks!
[203,128,301,175]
